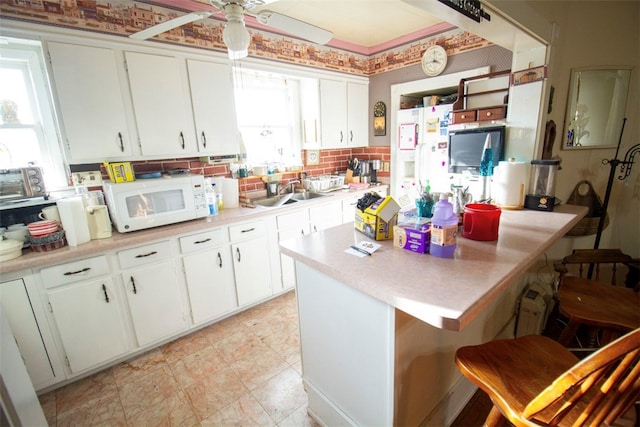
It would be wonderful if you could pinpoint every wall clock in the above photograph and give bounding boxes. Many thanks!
[373,101,386,136]
[421,45,448,77]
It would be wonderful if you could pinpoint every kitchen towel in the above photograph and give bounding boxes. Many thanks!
[493,160,528,209]
[57,196,91,246]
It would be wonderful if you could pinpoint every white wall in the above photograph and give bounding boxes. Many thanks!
[520,1,640,258]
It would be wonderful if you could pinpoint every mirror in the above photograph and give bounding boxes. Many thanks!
[562,68,631,149]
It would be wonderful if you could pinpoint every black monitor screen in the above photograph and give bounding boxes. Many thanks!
[448,126,506,174]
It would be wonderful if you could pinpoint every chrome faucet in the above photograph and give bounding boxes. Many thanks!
[281,179,300,194]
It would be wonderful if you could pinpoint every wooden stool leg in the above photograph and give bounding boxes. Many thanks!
[484,405,509,427]
[558,319,580,346]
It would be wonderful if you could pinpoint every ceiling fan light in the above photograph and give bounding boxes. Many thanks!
[223,19,250,59]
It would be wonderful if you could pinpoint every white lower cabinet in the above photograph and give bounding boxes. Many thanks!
[118,241,188,347]
[47,277,129,374]
[276,209,310,290]
[41,255,129,374]
[180,229,238,325]
[229,221,272,306]
[0,274,59,388]
[310,201,343,232]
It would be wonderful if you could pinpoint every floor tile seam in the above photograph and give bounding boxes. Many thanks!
[228,356,291,392]
[113,360,171,392]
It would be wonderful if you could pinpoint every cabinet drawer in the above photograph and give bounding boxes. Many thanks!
[40,255,110,288]
[452,110,477,124]
[477,106,506,121]
[228,221,266,242]
[118,241,172,270]
[179,228,227,254]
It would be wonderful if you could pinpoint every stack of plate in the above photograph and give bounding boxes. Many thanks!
[27,220,59,237]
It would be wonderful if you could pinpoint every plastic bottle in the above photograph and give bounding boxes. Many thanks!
[205,179,218,216]
[430,193,458,258]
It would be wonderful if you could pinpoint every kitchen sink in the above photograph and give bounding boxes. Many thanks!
[252,191,327,208]
[290,191,328,201]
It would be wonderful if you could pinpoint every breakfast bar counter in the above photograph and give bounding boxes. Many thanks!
[279,204,586,426]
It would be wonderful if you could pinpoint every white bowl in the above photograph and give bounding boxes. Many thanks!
[0,239,23,262]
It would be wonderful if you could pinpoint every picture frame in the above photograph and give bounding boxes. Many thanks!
[511,65,547,86]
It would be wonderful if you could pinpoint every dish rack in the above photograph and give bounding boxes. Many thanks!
[303,175,345,192]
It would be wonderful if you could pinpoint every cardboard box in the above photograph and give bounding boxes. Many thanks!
[394,219,430,253]
[355,196,400,240]
[104,162,134,183]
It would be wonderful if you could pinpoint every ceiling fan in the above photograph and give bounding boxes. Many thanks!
[129,0,333,59]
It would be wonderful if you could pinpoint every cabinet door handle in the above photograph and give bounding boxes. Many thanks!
[63,267,91,276]
[179,131,185,150]
[236,247,241,262]
[313,225,318,232]
[201,131,207,149]
[134,251,157,258]
[350,130,353,142]
[130,276,137,294]
[240,228,255,234]
[194,238,211,244]
[118,132,124,152]
[300,229,305,236]
[102,284,110,303]
[217,252,222,268]
[340,131,343,143]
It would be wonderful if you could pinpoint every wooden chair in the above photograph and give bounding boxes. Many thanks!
[553,249,639,348]
[454,328,640,427]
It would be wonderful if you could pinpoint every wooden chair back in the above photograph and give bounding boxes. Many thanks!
[524,328,640,426]
[554,249,633,286]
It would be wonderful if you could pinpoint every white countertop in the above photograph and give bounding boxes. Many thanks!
[279,204,587,331]
[0,185,388,274]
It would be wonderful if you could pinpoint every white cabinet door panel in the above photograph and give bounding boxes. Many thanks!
[0,278,56,387]
[47,278,129,374]
[319,79,347,148]
[125,52,196,156]
[122,262,187,347]
[47,42,134,161]
[187,59,240,155]
[182,245,237,325]
[347,82,369,147]
[232,238,272,306]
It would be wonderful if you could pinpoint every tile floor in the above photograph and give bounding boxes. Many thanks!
[38,290,320,426]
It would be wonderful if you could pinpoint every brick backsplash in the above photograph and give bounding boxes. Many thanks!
[100,146,390,195]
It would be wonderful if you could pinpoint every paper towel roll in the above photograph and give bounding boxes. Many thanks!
[493,160,528,209]
[57,196,91,246]
[222,178,239,209]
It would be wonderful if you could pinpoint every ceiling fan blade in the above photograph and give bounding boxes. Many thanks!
[129,10,212,40]
[256,10,333,45]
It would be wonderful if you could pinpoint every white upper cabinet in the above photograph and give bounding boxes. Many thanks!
[346,81,369,147]
[319,79,369,148]
[186,59,240,155]
[124,51,198,156]
[46,42,135,162]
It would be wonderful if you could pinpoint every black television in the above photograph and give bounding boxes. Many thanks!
[448,126,506,175]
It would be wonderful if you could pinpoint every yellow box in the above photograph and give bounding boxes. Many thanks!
[103,162,134,183]
[354,196,400,240]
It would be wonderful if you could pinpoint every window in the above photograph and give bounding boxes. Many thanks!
[233,68,303,170]
[0,37,68,189]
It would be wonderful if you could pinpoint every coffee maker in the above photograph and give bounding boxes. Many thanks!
[524,159,560,211]
[370,160,381,183]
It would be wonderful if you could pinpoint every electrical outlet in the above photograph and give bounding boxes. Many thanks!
[72,171,102,187]
[382,161,390,172]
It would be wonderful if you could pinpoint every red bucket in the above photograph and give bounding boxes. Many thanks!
[462,204,501,241]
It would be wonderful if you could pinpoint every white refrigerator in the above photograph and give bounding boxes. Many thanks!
[393,105,453,206]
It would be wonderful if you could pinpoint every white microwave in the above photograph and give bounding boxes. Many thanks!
[103,174,209,233]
